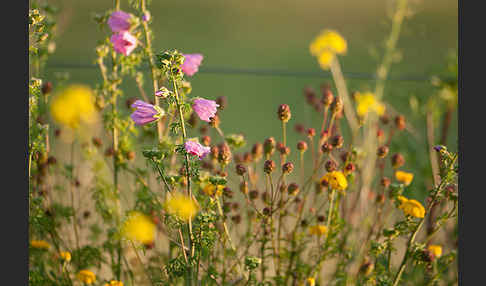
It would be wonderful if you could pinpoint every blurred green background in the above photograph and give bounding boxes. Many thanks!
[44,0,457,200]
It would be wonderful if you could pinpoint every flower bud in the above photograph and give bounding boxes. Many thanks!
[252,142,263,161]
[297,141,308,152]
[209,114,220,128]
[243,152,253,163]
[304,87,318,106]
[294,123,306,135]
[377,129,385,140]
[282,162,294,174]
[126,151,136,161]
[41,81,52,95]
[325,160,337,172]
[210,146,219,160]
[376,193,385,204]
[264,160,276,174]
[277,104,292,122]
[330,135,344,148]
[317,215,325,222]
[249,189,259,200]
[92,137,102,148]
[264,137,276,157]
[231,215,242,224]
[218,143,232,165]
[188,112,198,127]
[288,183,300,195]
[240,181,249,194]
[380,114,390,125]
[380,177,391,188]
[344,163,355,174]
[321,87,334,107]
[216,96,227,110]
[391,153,405,169]
[321,142,333,154]
[223,187,234,199]
[331,97,343,114]
[307,128,316,138]
[277,143,290,156]
[235,164,247,176]
[395,115,406,130]
[377,146,389,158]
[201,136,211,146]
[262,207,271,216]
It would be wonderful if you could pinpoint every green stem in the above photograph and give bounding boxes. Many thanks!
[141,0,163,141]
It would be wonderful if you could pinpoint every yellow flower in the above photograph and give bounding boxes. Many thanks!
[310,29,347,56]
[428,245,442,258]
[395,171,414,186]
[105,280,124,286]
[121,211,156,244]
[355,92,386,117]
[30,240,51,250]
[398,196,425,218]
[165,193,199,221]
[59,251,71,262]
[306,277,316,286]
[77,270,96,285]
[202,183,224,197]
[308,225,328,236]
[320,171,348,191]
[310,30,347,70]
[50,85,97,129]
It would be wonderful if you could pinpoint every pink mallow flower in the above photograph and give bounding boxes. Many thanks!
[108,11,132,33]
[181,54,204,76]
[130,100,165,126]
[185,141,211,159]
[192,98,219,122]
[111,31,137,56]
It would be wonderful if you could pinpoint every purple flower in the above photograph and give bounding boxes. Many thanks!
[108,11,132,33]
[433,145,445,152]
[192,98,219,122]
[181,54,203,76]
[111,31,137,56]
[130,100,164,126]
[185,141,211,159]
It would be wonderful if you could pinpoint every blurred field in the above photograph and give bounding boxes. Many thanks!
[43,0,457,200]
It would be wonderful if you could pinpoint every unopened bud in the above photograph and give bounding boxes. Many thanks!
[264,160,276,174]
[391,153,405,169]
[294,123,306,135]
[288,183,299,195]
[235,164,247,176]
[264,137,276,156]
[377,146,389,158]
[331,97,343,114]
[297,141,308,152]
[381,177,391,188]
[321,142,333,154]
[201,136,211,146]
[277,104,291,122]
[325,160,337,172]
[282,162,294,174]
[240,181,249,194]
[395,115,406,130]
[218,144,232,165]
[252,142,264,161]
[216,96,227,110]
[321,87,334,107]
[330,135,344,148]
[307,128,316,138]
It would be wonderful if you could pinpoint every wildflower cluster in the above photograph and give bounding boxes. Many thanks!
[29,0,457,285]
